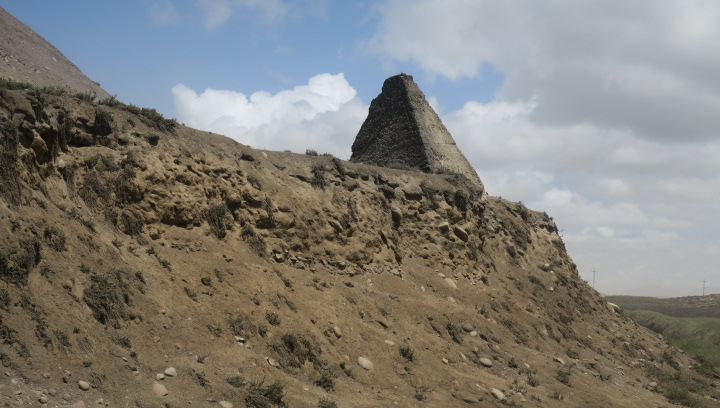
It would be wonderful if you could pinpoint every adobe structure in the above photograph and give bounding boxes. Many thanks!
[351,73,482,187]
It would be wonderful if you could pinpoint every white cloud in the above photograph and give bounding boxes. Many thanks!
[195,0,290,29]
[439,98,720,296]
[371,0,720,141]
[147,0,181,26]
[172,73,366,157]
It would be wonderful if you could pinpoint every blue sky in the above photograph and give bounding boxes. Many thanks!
[3,0,720,297]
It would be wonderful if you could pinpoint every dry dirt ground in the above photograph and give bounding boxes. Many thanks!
[0,88,719,408]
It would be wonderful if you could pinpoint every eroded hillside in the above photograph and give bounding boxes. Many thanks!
[1,87,718,407]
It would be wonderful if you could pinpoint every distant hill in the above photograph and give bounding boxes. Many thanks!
[0,6,110,98]
[605,294,720,318]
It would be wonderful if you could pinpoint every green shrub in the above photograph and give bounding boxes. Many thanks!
[93,108,114,136]
[311,163,327,189]
[305,149,319,156]
[241,224,266,257]
[266,312,281,326]
[83,272,129,326]
[227,313,257,338]
[318,398,337,408]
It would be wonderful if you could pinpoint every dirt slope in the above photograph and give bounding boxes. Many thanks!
[0,7,110,99]
[0,88,718,407]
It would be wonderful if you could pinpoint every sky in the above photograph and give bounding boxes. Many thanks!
[2,0,719,297]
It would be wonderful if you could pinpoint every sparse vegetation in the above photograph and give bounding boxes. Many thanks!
[245,378,286,408]
[226,375,246,388]
[311,163,327,189]
[266,311,281,326]
[207,202,230,239]
[305,149,319,156]
[241,224,267,256]
[400,345,416,362]
[83,271,130,326]
[317,398,337,408]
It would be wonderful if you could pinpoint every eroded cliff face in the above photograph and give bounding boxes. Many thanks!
[0,89,717,407]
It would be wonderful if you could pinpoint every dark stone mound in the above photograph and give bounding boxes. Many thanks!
[351,73,482,187]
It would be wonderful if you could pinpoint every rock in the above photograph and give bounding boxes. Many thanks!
[607,302,621,313]
[649,381,657,388]
[444,278,457,289]
[442,358,449,364]
[357,356,374,370]
[266,357,280,368]
[453,392,481,404]
[479,358,493,368]
[152,382,169,396]
[350,73,483,187]
[390,207,402,228]
[156,373,165,380]
[48,389,58,397]
[490,388,505,401]
[384,340,395,346]
[461,323,474,332]
[78,380,90,391]
[469,330,478,337]
[438,222,450,233]
[219,401,234,408]
[453,226,469,242]
[332,325,343,338]
[164,367,177,377]
[554,357,566,365]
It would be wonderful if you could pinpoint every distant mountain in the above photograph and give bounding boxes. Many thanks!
[0,6,110,98]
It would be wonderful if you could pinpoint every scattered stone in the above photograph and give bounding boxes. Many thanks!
[444,278,457,289]
[384,340,395,346]
[48,389,58,397]
[490,388,505,401]
[164,367,177,377]
[453,226,469,242]
[479,358,493,368]
[442,358,449,364]
[38,396,48,404]
[453,392,481,404]
[333,325,343,338]
[156,373,165,381]
[358,356,374,370]
[607,302,621,313]
[78,380,91,391]
[469,331,478,337]
[649,382,657,388]
[438,222,450,233]
[266,357,280,368]
[554,357,566,365]
[219,401,234,408]
[152,382,169,397]
[461,323,474,332]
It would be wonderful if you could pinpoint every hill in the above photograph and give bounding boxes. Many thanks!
[1,7,719,407]
[1,81,718,407]
[605,295,720,319]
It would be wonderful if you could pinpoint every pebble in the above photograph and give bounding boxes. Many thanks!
[78,380,91,391]
[332,325,343,338]
[469,331,478,337]
[491,388,506,401]
[384,340,395,346]
[357,356,374,370]
[218,401,234,408]
[554,357,566,365]
[152,382,169,396]
[164,367,177,377]
[442,358,449,364]
[479,358,493,368]
[438,222,450,233]
[156,373,165,380]
[461,323,474,332]
[266,357,280,368]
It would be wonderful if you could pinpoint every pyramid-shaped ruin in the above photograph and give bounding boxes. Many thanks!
[351,73,482,186]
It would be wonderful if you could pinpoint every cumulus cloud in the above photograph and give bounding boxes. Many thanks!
[370,0,720,141]
[172,73,366,157]
[441,98,720,296]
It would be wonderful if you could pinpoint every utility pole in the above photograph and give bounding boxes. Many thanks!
[592,269,596,290]
[703,280,706,296]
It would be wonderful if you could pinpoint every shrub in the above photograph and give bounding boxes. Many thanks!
[0,239,42,286]
[318,398,337,408]
[83,272,129,326]
[266,312,281,326]
[207,203,229,239]
[272,333,320,368]
[43,226,67,252]
[305,149,319,156]
[556,369,572,386]
[311,164,327,189]
[93,108,114,136]
[314,367,335,391]
[226,375,246,388]
[227,313,257,338]
[241,224,266,257]
[245,378,285,408]
[400,345,416,362]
